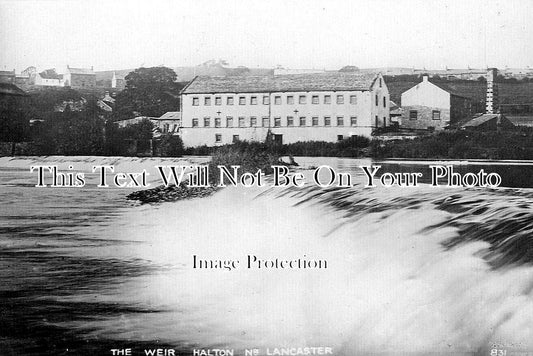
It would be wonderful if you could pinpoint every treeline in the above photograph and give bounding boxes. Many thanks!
[31,113,183,156]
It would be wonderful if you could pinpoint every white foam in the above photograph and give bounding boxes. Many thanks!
[63,184,533,354]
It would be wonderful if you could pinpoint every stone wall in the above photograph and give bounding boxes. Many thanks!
[400,105,451,131]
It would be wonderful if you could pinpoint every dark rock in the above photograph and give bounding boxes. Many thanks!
[127,184,220,204]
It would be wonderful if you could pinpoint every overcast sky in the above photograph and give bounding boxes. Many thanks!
[1,0,532,73]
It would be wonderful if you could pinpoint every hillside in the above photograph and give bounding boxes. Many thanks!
[95,63,273,84]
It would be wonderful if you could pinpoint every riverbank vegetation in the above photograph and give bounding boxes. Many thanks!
[208,141,281,181]
[127,141,283,204]
[184,135,371,158]
[182,129,533,160]
[371,128,533,160]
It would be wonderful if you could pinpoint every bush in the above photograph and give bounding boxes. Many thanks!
[127,140,282,204]
[104,118,154,156]
[208,141,281,185]
[156,134,184,157]
[272,136,371,157]
[32,108,105,155]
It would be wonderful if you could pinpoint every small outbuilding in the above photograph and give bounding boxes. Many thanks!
[152,111,181,136]
[459,113,515,130]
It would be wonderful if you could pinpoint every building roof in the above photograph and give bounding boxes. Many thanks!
[405,76,472,99]
[507,115,533,127]
[157,111,181,120]
[430,81,470,98]
[39,69,62,80]
[462,114,499,127]
[0,70,15,76]
[67,67,95,75]
[182,72,380,94]
[389,100,403,115]
[460,113,514,128]
[97,100,113,112]
[0,83,28,96]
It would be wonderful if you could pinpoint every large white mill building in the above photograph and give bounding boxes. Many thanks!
[179,72,390,147]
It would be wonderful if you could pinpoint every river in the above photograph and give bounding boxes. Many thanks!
[1,156,532,356]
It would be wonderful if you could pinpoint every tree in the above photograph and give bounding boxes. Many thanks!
[27,87,85,121]
[114,67,183,121]
[0,94,30,142]
[32,99,105,155]
[104,119,154,156]
[339,65,360,72]
[156,134,184,157]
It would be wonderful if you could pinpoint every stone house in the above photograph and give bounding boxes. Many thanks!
[112,72,126,90]
[0,70,16,84]
[63,66,96,89]
[400,75,472,131]
[35,69,63,86]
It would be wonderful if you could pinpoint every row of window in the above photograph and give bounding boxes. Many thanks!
[214,134,349,144]
[192,116,359,128]
[409,110,441,120]
[216,134,239,143]
[192,94,369,106]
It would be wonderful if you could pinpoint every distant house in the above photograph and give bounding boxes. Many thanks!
[114,112,181,136]
[15,73,30,86]
[97,92,115,112]
[54,97,87,112]
[152,111,181,136]
[400,75,472,131]
[459,113,515,130]
[35,69,63,87]
[115,116,158,128]
[63,66,96,89]
[501,67,533,80]
[20,67,37,85]
[0,70,16,84]
[112,72,126,90]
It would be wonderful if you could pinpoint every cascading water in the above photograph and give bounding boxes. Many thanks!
[1,156,532,355]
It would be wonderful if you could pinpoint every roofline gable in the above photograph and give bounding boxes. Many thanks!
[401,80,451,98]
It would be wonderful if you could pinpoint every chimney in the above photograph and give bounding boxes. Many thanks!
[91,66,93,71]
[486,68,499,114]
